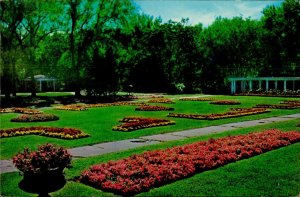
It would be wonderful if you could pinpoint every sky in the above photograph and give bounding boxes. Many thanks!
[133,0,284,26]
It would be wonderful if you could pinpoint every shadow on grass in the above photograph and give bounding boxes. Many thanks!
[18,171,66,197]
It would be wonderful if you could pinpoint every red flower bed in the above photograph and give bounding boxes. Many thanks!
[80,129,300,195]
[135,105,174,111]
[0,107,42,114]
[179,97,215,101]
[168,108,269,120]
[113,117,175,132]
[11,114,59,122]
[148,98,175,104]
[0,127,89,139]
[210,100,241,105]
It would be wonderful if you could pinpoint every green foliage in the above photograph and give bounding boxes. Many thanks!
[1,0,299,95]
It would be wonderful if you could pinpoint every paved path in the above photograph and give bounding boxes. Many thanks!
[1,113,299,174]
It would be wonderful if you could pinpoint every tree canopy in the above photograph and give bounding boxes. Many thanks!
[1,0,299,97]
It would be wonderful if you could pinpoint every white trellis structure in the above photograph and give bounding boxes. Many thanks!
[24,75,57,92]
[228,77,300,94]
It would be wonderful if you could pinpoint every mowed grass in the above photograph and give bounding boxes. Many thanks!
[0,95,299,159]
[1,119,299,197]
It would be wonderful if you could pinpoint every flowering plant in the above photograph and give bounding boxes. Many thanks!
[168,107,269,120]
[11,114,59,122]
[135,105,174,111]
[210,100,241,105]
[13,144,72,174]
[81,129,300,195]
[148,98,175,104]
[113,117,175,131]
[0,126,89,139]
[179,97,215,101]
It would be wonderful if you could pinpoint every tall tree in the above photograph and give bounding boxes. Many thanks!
[0,0,25,98]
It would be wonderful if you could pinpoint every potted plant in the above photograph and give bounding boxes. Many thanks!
[13,143,72,195]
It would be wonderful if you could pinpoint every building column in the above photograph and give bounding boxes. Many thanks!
[275,81,278,90]
[259,80,262,90]
[39,80,42,92]
[266,80,269,91]
[284,80,287,92]
[293,81,295,90]
[53,80,56,91]
[249,80,253,91]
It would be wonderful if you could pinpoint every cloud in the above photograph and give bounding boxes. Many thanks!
[134,0,283,26]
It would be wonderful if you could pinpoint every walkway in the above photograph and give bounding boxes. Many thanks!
[1,113,300,174]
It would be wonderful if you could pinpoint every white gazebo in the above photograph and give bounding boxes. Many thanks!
[24,75,57,92]
[228,77,300,94]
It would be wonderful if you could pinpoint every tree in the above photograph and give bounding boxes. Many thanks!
[199,17,264,93]
[0,0,25,98]
[261,0,300,76]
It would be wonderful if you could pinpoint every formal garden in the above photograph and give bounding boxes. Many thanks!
[1,0,300,196]
[0,93,300,196]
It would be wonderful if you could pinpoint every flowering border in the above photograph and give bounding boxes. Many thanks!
[168,107,269,120]
[80,129,300,195]
[0,127,89,139]
[0,107,42,114]
[11,114,59,122]
[55,102,147,111]
[210,100,241,105]
[148,98,175,104]
[179,97,215,101]
[113,117,175,132]
[255,104,300,109]
[135,106,174,111]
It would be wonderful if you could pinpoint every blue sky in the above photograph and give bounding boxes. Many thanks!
[133,0,284,26]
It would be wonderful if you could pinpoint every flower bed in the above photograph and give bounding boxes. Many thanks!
[0,108,15,113]
[0,107,42,114]
[135,105,174,111]
[55,102,146,111]
[148,98,175,104]
[168,108,269,120]
[255,104,300,109]
[87,102,146,108]
[280,100,300,106]
[0,127,89,139]
[55,104,88,111]
[80,129,300,195]
[210,100,241,105]
[179,97,215,101]
[113,117,175,132]
[11,114,59,122]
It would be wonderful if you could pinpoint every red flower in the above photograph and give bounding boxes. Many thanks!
[80,129,300,195]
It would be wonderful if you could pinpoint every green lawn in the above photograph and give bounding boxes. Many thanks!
[1,119,299,196]
[1,95,299,159]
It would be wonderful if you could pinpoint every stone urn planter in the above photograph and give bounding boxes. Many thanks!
[13,144,72,196]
